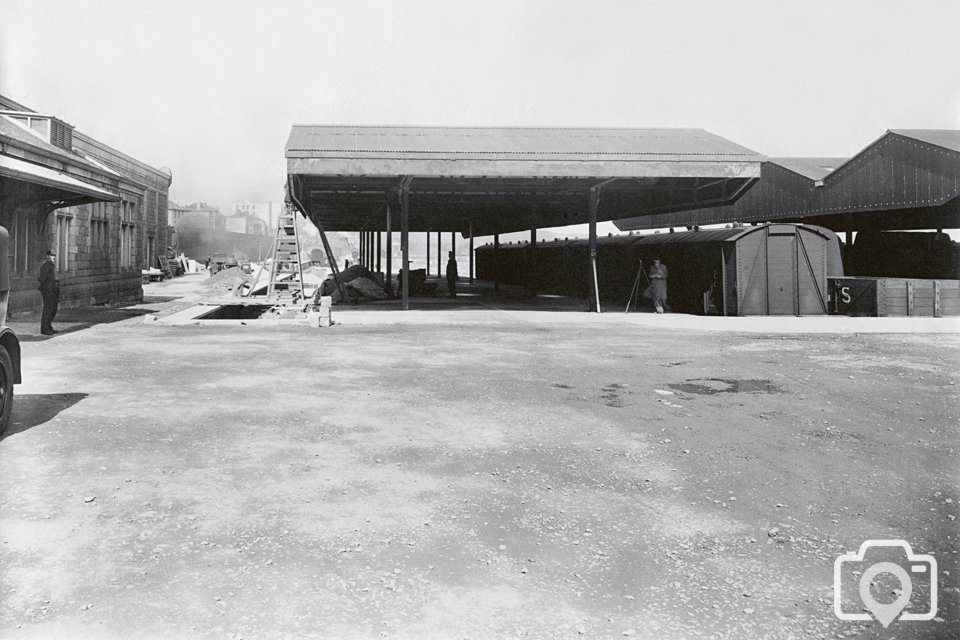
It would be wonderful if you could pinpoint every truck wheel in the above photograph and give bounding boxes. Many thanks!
[0,347,13,435]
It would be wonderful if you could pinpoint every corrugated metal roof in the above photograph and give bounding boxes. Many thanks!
[770,157,845,181]
[286,125,761,161]
[889,129,960,153]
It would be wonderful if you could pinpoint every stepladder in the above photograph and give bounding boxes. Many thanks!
[264,206,306,303]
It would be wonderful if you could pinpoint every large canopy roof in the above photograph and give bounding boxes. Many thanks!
[615,130,960,232]
[286,126,763,236]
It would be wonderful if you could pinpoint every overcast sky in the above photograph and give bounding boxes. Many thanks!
[2,0,958,213]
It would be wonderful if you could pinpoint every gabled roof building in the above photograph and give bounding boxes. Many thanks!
[0,94,172,313]
[615,130,960,232]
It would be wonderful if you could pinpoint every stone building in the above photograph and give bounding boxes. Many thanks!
[234,200,282,231]
[167,200,190,227]
[0,94,171,312]
[180,202,224,229]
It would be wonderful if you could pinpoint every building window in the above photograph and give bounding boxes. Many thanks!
[56,214,72,272]
[121,223,134,268]
[119,199,138,268]
[9,215,33,275]
[90,202,109,250]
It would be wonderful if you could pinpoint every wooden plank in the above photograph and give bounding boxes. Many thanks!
[939,301,960,315]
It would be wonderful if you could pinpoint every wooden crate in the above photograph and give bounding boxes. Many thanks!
[830,277,960,317]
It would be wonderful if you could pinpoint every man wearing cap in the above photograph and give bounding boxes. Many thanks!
[38,249,60,335]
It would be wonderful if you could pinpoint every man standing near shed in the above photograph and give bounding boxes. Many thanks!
[649,257,668,314]
[38,249,60,335]
[446,251,458,298]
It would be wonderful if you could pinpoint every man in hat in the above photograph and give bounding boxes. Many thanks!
[38,249,60,335]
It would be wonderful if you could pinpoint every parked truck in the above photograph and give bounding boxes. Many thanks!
[0,226,22,434]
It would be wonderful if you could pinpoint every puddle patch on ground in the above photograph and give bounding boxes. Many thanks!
[668,378,784,395]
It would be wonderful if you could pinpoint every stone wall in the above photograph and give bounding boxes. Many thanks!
[0,131,171,315]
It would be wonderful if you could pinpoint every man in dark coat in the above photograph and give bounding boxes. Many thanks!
[445,251,458,298]
[38,249,60,335]
[649,257,668,314]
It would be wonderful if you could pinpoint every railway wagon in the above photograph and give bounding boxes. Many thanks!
[476,224,842,315]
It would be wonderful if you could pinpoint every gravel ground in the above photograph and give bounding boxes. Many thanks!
[0,276,957,639]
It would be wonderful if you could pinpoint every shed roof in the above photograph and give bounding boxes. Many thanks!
[615,129,960,232]
[286,125,763,235]
[480,223,832,250]
[770,157,845,181]
[287,126,760,162]
[890,129,960,153]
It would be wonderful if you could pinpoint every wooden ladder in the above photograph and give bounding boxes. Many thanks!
[265,206,306,303]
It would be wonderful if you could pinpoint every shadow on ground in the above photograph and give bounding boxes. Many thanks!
[1,393,88,440]
[141,295,180,304]
[14,306,159,341]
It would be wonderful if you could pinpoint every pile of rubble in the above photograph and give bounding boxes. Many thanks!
[201,267,251,297]
[320,265,391,303]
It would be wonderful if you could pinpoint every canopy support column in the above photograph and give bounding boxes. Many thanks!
[400,177,412,310]
[376,232,381,274]
[493,233,500,293]
[426,232,431,275]
[385,204,393,294]
[588,187,599,312]
[437,231,442,275]
[588,179,617,312]
[358,232,364,269]
[529,228,537,297]
[469,220,474,284]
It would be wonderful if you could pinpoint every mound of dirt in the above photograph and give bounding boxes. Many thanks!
[201,267,251,296]
[320,265,390,303]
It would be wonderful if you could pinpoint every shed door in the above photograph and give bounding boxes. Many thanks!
[766,231,797,315]
[736,233,767,315]
[796,228,828,315]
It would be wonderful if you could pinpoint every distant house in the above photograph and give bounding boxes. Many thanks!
[245,216,269,235]
[234,200,283,230]
[224,213,269,236]
[167,200,190,227]
[0,93,172,312]
[180,202,224,229]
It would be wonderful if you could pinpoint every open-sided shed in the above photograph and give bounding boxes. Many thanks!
[286,125,763,309]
